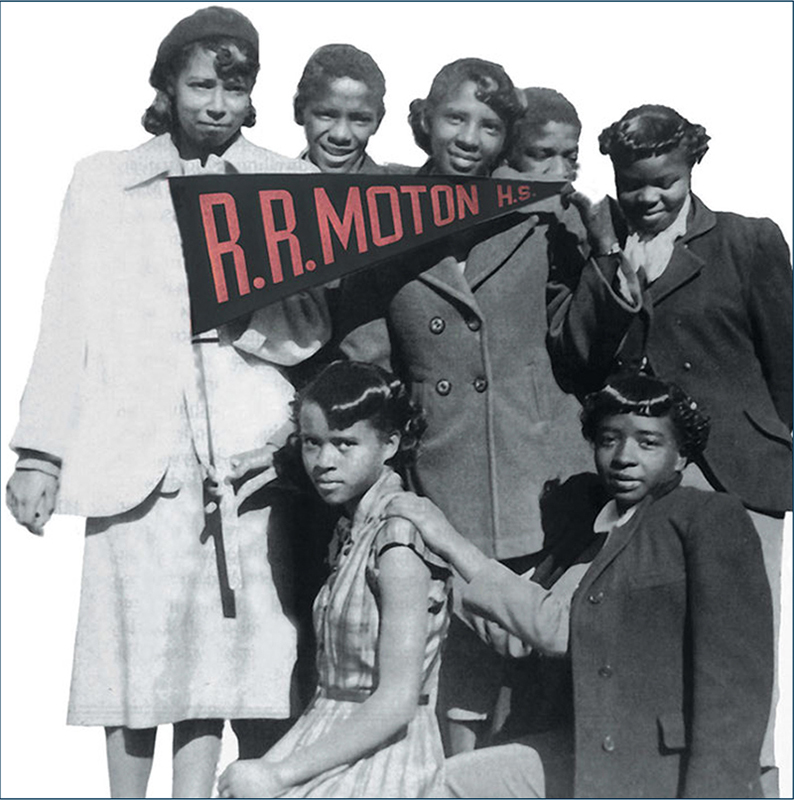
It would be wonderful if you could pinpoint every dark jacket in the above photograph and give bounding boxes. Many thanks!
[465,482,774,797]
[547,194,792,513]
[335,212,593,559]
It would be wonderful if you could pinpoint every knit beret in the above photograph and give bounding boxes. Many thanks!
[153,6,259,76]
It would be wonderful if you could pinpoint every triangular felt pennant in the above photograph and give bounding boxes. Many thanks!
[169,173,565,334]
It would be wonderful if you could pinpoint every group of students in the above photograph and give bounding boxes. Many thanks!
[6,6,791,799]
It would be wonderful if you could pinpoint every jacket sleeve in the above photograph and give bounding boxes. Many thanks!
[747,218,793,429]
[547,240,641,396]
[679,493,773,798]
[461,559,590,656]
[333,268,393,371]
[9,160,96,461]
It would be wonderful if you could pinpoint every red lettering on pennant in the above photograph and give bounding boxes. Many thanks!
[430,185,455,227]
[456,184,479,218]
[366,186,404,246]
[497,184,514,207]
[315,187,368,264]
[258,190,303,284]
[199,192,250,303]
[399,185,427,235]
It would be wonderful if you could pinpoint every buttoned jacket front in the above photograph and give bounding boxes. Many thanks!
[337,212,592,559]
[568,487,772,798]
[12,134,325,517]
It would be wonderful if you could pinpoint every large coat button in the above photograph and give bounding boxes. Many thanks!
[466,316,482,332]
[436,379,452,396]
[683,361,692,371]
[473,377,488,393]
[588,591,604,604]
[429,316,446,334]
[602,735,616,753]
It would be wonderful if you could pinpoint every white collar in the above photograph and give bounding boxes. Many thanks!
[593,499,638,533]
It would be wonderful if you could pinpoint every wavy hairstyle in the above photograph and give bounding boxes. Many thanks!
[293,43,386,125]
[408,57,522,157]
[581,372,710,461]
[598,104,710,168]
[142,37,259,136]
[292,361,426,474]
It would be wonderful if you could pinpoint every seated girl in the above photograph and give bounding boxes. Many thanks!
[217,361,450,798]
[293,43,387,174]
[387,373,774,798]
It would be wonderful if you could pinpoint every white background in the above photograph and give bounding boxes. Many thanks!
[2,2,791,797]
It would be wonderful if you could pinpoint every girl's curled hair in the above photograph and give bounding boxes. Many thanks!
[294,43,386,125]
[142,37,259,135]
[294,361,426,472]
[408,57,522,157]
[598,104,710,167]
[581,372,710,461]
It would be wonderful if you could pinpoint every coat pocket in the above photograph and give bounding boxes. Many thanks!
[657,711,687,752]
[628,571,685,590]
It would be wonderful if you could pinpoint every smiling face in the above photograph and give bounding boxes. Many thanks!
[614,147,692,236]
[172,46,253,160]
[299,402,398,513]
[302,76,381,173]
[594,413,686,512]
[424,80,507,176]
[513,120,580,180]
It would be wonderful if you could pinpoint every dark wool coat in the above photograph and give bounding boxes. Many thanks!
[464,482,774,798]
[335,212,593,560]
[547,194,792,513]
[570,486,773,798]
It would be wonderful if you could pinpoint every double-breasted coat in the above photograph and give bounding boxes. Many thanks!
[547,194,792,513]
[337,212,593,560]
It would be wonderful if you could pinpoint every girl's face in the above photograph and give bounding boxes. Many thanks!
[614,147,692,236]
[299,401,398,512]
[512,121,579,181]
[424,80,507,176]
[303,77,381,173]
[172,47,253,159]
[593,413,686,512]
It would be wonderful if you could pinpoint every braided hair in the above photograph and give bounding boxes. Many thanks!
[598,104,710,168]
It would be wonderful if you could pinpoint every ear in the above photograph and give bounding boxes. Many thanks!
[674,452,687,473]
[383,431,400,462]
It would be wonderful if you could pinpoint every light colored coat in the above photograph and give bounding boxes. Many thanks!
[12,134,328,517]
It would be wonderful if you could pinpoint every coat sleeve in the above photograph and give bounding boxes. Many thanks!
[679,493,773,798]
[461,559,590,656]
[747,218,793,429]
[546,244,641,396]
[9,159,97,461]
[333,267,393,371]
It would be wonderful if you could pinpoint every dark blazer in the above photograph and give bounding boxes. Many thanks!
[570,486,773,798]
[465,482,774,798]
[335,212,593,559]
[547,194,792,513]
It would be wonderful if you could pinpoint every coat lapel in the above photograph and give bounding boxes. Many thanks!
[574,499,649,598]
[466,215,538,291]
[417,253,482,316]
[645,195,716,305]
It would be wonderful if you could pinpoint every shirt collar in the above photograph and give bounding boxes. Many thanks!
[593,500,638,533]
[123,133,256,189]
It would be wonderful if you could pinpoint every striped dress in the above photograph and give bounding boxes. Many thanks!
[266,469,450,797]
